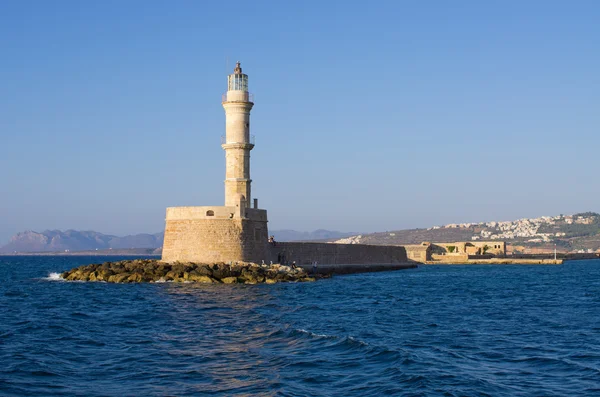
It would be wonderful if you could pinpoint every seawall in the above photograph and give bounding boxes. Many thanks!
[266,242,417,274]
[297,262,417,275]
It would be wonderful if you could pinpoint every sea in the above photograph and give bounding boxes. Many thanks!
[1,256,599,396]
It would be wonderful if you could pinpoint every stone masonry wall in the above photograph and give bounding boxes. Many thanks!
[162,218,268,263]
[266,242,409,265]
[432,241,506,256]
[404,245,430,262]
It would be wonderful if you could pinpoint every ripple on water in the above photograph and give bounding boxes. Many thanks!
[0,257,600,396]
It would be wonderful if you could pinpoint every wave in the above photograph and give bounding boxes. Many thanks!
[293,328,369,346]
[296,328,331,338]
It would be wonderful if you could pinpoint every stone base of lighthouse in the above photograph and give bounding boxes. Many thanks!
[161,205,269,264]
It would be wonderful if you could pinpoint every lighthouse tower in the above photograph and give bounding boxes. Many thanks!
[161,62,269,264]
[222,62,254,208]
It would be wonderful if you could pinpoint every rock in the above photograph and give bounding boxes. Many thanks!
[274,272,290,282]
[143,271,156,281]
[111,263,125,272]
[164,270,181,281]
[212,264,235,279]
[60,259,318,284]
[64,270,81,281]
[187,273,217,283]
[221,277,238,284]
[108,273,131,283]
[97,269,113,281]
[127,273,143,283]
[171,263,190,274]
[195,265,213,277]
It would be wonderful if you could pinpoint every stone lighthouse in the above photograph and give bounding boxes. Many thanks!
[161,62,269,264]
[222,61,254,208]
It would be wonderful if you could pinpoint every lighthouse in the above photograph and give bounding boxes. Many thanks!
[161,62,269,264]
[160,62,414,268]
[222,61,254,208]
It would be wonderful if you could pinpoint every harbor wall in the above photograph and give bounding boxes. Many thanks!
[265,242,413,271]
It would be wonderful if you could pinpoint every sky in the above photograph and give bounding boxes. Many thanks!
[1,0,599,243]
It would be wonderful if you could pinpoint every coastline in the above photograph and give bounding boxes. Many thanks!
[424,258,563,265]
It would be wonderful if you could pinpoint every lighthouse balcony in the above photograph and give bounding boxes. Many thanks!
[221,135,255,145]
[222,92,254,103]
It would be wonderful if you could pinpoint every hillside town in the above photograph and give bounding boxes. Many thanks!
[331,213,600,255]
[432,213,598,243]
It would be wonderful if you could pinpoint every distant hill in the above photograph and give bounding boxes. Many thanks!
[0,230,165,253]
[270,229,356,242]
[0,228,352,253]
[4,213,598,254]
[332,212,600,253]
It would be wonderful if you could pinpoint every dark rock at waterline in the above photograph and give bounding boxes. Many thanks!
[60,259,320,284]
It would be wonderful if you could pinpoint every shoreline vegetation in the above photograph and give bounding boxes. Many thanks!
[60,259,322,284]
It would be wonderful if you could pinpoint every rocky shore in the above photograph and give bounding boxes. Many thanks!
[60,259,318,284]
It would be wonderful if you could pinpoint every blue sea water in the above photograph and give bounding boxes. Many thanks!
[1,256,599,396]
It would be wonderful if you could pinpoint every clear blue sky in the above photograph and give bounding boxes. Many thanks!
[1,0,599,243]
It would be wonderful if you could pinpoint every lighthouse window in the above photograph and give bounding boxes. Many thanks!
[206,210,214,216]
[228,75,248,91]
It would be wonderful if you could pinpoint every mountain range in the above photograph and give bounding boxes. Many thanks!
[2,212,599,253]
[0,229,354,253]
[0,230,165,253]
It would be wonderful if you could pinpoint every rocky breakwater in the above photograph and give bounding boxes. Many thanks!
[61,259,317,284]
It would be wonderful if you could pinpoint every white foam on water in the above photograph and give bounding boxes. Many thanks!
[45,272,64,281]
[348,336,369,346]
[296,328,368,345]
[297,328,331,338]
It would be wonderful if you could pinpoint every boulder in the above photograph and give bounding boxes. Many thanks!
[195,265,213,277]
[164,270,181,281]
[221,277,238,284]
[187,274,217,283]
[171,263,191,274]
[108,273,131,283]
[97,269,113,281]
[127,273,143,283]
[156,263,170,274]
[64,270,82,281]
[212,265,233,279]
